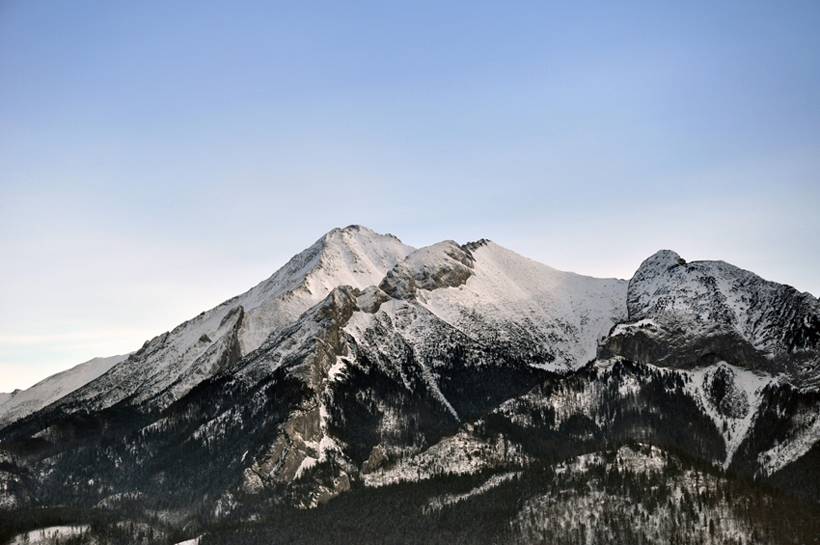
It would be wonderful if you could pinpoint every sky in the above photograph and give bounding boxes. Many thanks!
[1,1,819,392]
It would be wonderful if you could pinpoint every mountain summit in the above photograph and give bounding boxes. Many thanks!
[603,249,820,385]
[1,227,819,544]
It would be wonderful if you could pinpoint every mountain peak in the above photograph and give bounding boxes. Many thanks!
[323,224,374,239]
[4,226,416,418]
[322,224,402,244]
[3,228,820,540]
[610,248,820,385]
[637,249,686,274]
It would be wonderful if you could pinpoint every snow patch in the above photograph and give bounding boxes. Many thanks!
[8,526,89,545]
[425,472,520,511]
[682,362,774,467]
[757,404,820,475]
[294,456,318,480]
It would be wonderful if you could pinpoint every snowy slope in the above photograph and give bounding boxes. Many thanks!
[602,250,820,387]
[232,225,414,353]
[222,239,627,505]
[16,226,415,418]
[0,354,129,426]
[755,401,820,476]
[3,228,819,519]
[681,362,775,467]
[422,240,627,371]
[346,240,627,376]
[336,241,626,429]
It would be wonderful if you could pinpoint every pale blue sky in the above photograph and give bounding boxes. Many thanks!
[1,1,819,391]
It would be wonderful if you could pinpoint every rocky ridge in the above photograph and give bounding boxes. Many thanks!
[1,228,819,544]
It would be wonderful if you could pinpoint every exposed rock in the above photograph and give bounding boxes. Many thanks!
[379,241,474,300]
[602,250,820,386]
[2,229,819,532]
[356,286,390,314]
[361,444,388,475]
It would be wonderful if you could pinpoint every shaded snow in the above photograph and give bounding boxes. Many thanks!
[682,362,774,468]
[0,353,129,426]
[425,472,520,511]
[627,250,820,368]
[757,403,820,476]
[422,241,627,371]
[8,525,89,545]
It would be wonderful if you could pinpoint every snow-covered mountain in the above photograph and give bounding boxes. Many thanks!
[1,227,819,545]
[228,238,628,505]
[396,239,627,372]
[602,249,820,386]
[0,354,129,426]
[17,226,414,417]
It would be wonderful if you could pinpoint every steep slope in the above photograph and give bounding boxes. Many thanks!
[1,231,820,541]
[420,240,627,371]
[0,236,629,513]
[0,354,129,426]
[231,225,415,354]
[1,226,414,424]
[229,240,627,507]
[601,249,820,387]
[597,250,820,482]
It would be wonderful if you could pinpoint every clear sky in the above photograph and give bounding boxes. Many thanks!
[1,1,819,392]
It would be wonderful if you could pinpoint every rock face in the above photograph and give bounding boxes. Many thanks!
[601,250,820,387]
[0,230,819,543]
[378,240,475,300]
[0,226,414,424]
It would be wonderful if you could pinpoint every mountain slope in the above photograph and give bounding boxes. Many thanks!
[601,250,820,387]
[2,226,414,423]
[220,239,628,507]
[0,354,129,427]
[419,240,627,371]
[0,229,819,544]
[0,231,630,513]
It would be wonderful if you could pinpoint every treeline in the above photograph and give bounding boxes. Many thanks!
[197,444,820,545]
[200,469,520,545]
[481,358,726,466]
[0,506,190,544]
[511,444,820,545]
[3,444,818,544]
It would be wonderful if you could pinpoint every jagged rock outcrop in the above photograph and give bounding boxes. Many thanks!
[601,250,820,388]
[378,241,475,300]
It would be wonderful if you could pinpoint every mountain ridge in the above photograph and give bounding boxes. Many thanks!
[601,248,820,388]
[0,226,415,424]
[1,226,819,544]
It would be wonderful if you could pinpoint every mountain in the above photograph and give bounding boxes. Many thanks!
[8,226,413,420]
[0,226,818,545]
[601,249,820,386]
[0,354,129,427]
